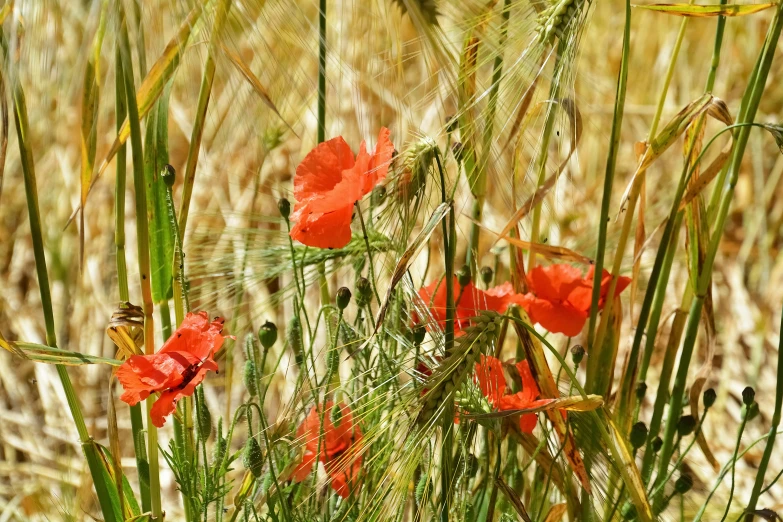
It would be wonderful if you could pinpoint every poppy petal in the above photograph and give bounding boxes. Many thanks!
[289,203,354,249]
[526,265,585,302]
[294,136,355,208]
[365,127,394,193]
[519,295,587,337]
[519,413,538,433]
[475,355,506,406]
[159,311,227,361]
[293,451,316,482]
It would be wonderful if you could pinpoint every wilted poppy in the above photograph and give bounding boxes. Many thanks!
[116,311,225,428]
[290,128,394,249]
[474,356,552,433]
[519,265,631,337]
[417,278,524,333]
[293,401,363,498]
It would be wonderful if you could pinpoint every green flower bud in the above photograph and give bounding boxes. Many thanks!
[570,345,585,365]
[703,388,717,409]
[278,198,291,219]
[330,403,343,427]
[742,386,755,406]
[674,474,693,494]
[162,164,176,188]
[212,420,227,464]
[371,185,387,206]
[480,266,494,287]
[744,401,760,421]
[415,473,431,504]
[652,436,663,453]
[243,360,258,396]
[629,422,648,450]
[336,287,352,310]
[287,315,303,360]
[413,325,426,346]
[457,265,471,288]
[677,415,697,437]
[242,437,264,478]
[258,321,278,349]
[635,382,647,400]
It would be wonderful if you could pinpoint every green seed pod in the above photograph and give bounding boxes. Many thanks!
[413,325,426,346]
[243,360,258,396]
[570,345,585,365]
[635,382,647,400]
[703,388,717,409]
[742,386,755,406]
[457,265,471,288]
[629,422,648,450]
[195,386,212,440]
[355,277,373,307]
[652,436,663,453]
[480,266,493,287]
[330,403,343,427]
[677,415,697,437]
[242,437,264,478]
[744,401,760,421]
[336,287,352,310]
[278,198,291,219]
[258,321,278,349]
[162,164,176,188]
[674,474,693,494]
[371,185,387,206]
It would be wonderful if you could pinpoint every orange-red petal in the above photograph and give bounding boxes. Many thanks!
[159,311,227,361]
[293,136,355,209]
[526,264,585,303]
[519,294,588,337]
[475,355,506,406]
[289,203,354,249]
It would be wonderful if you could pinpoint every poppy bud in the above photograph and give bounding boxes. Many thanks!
[621,502,636,520]
[162,164,176,188]
[287,316,303,360]
[258,321,278,349]
[677,415,696,437]
[278,198,291,219]
[196,386,212,440]
[480,266,494,286]
[336,287,352,310]
[570,345,585,365]
[457,265,471,287]
[652,436,663,453]
[243,360,258,396]
[742,386,755,406]
[242,437,264,478]
[629,422,647,450]
[330,403,343,427]
[635,382,647,400]
[415,473,431,504]
[674,474,693,494]
[371,185,387,206]
[703,388,716,409]
[212,420,227,464]
[413,325,426,346]
[243,334,257,361]
[356,277,372,307]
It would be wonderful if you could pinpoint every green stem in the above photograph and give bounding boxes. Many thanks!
[355,202,382,306]
[317,0,327,144]
[587,0,631,349]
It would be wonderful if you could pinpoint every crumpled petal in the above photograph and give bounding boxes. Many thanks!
[519,294,588,337]
[474,355,506,406]
[293,136,355,209]
[149,359,218,428]
[159,311,227,361]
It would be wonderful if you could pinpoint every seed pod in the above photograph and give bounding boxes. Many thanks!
[703,388,717,409]
[278,198,291,219]
[742,386,755,406]
[674,474,693,494]
[413,325,426,346]
[258,321,278,349]
[457,265,471,288]
[242,437,264,478]
[652,436,663,453]
[677,415,697,437]
[356,277,373,307]
[629,422,647,450]
[371,185,386,206]
[570,345,585,365]
[243,360,258,396]
[162,164,176,188]
[635,382,647,400]
[336,287,352,310]
[195,386,212,440]
[480,266,493,286]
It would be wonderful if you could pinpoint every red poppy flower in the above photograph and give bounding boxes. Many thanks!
[293,401,363,498]
[290,128,394,249]
[474,356,553,433]
[116,311,225,428]
[417,278,525,333]
[519,265,631,337]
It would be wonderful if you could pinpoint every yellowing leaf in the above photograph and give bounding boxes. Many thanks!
[634,2,776,17]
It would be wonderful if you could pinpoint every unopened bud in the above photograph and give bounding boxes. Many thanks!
[703,388,716,409]
[480,266,494,286]
[371,185,387,206]
[674,474,693,494]
[356,277,372,307]
[243,360,258,396]
[330,403,343,427]
[742,386,755,406]
[336,287,352,310]
[652,436,663,453]
[570,345,585,365]
[195,386,212,440]
[635,382,647,400]
[629,422,648,450]
[258,321,278,349]
[242,437,264,478]
[162,164,176,188]
[413,325,426,345]
[278,198,291,219]
[677,415,697,437]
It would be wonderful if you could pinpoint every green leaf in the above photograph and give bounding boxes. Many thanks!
[634,2,777,17]
[144,89,174,302]
[4,340,123,366]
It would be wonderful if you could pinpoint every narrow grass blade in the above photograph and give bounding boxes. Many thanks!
[634,2,776,16]
[4,341,123,366]
[495,477,533,522]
